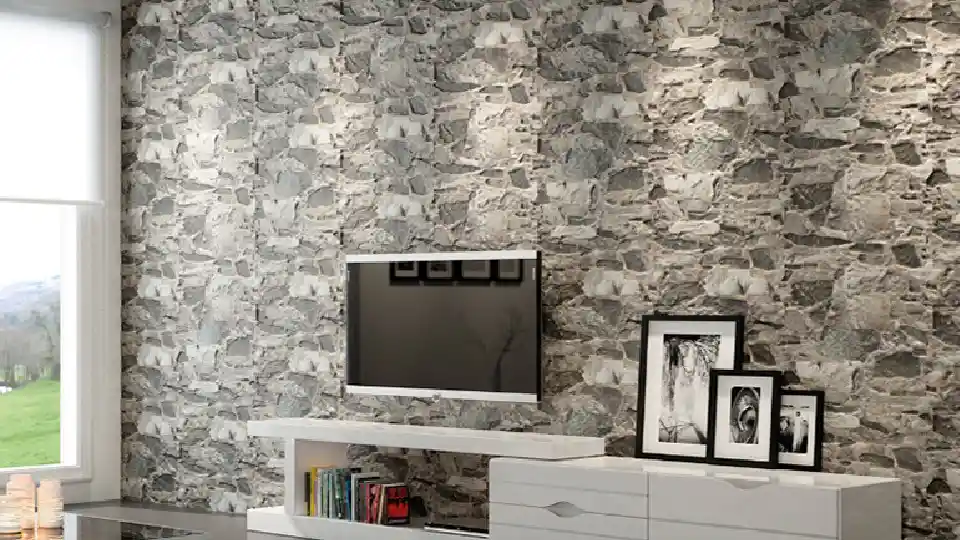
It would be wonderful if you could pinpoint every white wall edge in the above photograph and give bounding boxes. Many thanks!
[345,385,538,404]
[345,250,539,263]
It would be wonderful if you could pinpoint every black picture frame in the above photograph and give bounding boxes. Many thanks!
[635,314,746,463]
[706,369,781,469]
[494,259,523,281]
[776,389,825,472]
[424,260,454,280]
[389,261,422,281]
[458,260,492,280]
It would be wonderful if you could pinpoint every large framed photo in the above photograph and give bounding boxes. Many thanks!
[635,314,745,462]
[706,369,781,468]
[778,389,825,471]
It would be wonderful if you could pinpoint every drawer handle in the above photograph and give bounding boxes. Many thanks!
[720,478,769,490]
[544,501,584,518]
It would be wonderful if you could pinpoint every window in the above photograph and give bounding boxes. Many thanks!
[0,0,119,503]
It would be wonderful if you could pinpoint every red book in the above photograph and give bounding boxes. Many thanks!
[366,484,379,524]
[383,484,410,525]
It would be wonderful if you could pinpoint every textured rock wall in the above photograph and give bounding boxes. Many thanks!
[121,0,960,536]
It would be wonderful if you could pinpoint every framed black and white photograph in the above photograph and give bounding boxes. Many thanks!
[425,261,454,280]
[706,369,781,468]
[390,261,421,281]
[459,260,492,280]
[777,389,825,471]
[495,259,523,281]
[636,314,745,462]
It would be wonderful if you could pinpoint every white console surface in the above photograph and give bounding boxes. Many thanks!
[247,418,606,460]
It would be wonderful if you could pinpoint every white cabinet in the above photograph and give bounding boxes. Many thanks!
[489,456,902,540]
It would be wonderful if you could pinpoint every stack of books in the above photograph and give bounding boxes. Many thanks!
[304,467,410,525]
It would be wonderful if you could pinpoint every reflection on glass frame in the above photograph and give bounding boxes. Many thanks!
[777,389,825,472]
[425,260,454,280]
[635,314,745,463]
[459,260,492,280]
[706,369,781,469]
[495,259,522,281]
[389,261,421,281]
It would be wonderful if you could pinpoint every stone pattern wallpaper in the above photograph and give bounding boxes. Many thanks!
[120,0,958,536]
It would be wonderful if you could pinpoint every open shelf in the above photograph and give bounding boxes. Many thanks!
[248,506,486,540]
[247,419,605,460]
[246,420,606,539]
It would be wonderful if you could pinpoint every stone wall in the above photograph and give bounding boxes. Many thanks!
[120,0,959,536]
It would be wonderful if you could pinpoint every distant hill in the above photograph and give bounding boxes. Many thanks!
[0,277,60,318]
[0,277,60,384]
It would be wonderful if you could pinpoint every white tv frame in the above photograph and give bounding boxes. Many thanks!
[344,250,541,404]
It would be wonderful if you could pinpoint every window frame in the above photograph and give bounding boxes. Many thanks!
[0,0,120,503]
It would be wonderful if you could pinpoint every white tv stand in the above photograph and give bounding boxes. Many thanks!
[245,419,606,540]
[246,419,902,540]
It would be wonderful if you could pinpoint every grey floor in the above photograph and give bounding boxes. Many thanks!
[69,502,270,540]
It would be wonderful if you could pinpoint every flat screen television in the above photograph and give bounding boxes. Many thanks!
[345,250,541,403]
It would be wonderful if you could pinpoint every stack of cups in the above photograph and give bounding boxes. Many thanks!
[0,493,20,535]
[35,481,62,530]
[6,474,35,530]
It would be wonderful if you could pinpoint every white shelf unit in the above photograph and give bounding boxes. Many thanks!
[246,419,606,540]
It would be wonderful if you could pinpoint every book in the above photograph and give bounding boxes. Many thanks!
[362,481,373,523]
[371,484,382,524]
[377,484,387,524]
[352,474,379,522]
[316,471,323,518]
[382,483,410,525]
[327,469,334,518]
[335,469,345,519]
[366,483,380,524]
[303,472,311,516]
[343,468,361,519]
[320,470,328,518]
[309,467,321,516]
[315,472,324,517]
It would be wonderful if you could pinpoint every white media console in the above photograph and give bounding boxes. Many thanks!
[246,419,902,540]
[245,419,606,540]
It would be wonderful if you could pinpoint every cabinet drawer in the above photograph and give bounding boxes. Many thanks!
[492,523,630,540]
[649,520,828,540]
[649,473,838,538]
[491,502,647,540]
[491,481,647,519]
[491,458,647,495]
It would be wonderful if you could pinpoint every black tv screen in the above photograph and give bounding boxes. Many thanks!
[345,251,541,402]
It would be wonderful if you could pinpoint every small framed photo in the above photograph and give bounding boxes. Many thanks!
[778,389,825,472]
[635,314,745,463]
[495,259,523,281]
[459,260,491,280]
[425,260,454,280]
[390,261,421,281]
[706,369,781,468]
